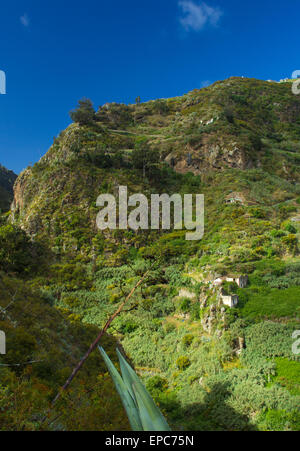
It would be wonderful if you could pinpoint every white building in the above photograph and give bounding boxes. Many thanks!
[220,293,239,308]
[213,275,248,288]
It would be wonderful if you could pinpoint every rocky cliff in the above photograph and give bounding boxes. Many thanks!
[0,164,17,211]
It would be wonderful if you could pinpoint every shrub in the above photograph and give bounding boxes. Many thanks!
[146,376,169,394]
[180,298,191,313]
[163,322,177,334]
[176,356,191,370]
[182,334,194,347]
[0,224,36,273]
[270,229,285,238]
[70,98,95,125]
[119,322,139,334]
[131,139,160,177]
[282,234,298,251]
[283,222,297,234]
[249,207,266,219]
[249,133,262,151]
[257,409,300,431]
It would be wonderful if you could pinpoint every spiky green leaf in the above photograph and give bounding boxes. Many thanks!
[98,347,143,431]
[116,348,171,431]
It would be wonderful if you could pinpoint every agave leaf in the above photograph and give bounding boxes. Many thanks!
[98,347,143,431]
[116,348,171,431]
[132,381,171,431]
[131,381,156,431]
[116,348,137,402]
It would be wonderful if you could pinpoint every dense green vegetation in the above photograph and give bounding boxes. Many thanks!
[238,286,300,319]
[0,274,129,431]
[1,77,300,431]
[271,358,300,396]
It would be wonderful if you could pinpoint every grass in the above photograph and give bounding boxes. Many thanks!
[238,286,300,319]
[257,409,300,431]
[272,358,300,395]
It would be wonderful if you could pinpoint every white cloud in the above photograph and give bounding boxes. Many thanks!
[20,14,30,27]
[179,1,222,32]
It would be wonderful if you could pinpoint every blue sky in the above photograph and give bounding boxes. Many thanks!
[0,0,299,173]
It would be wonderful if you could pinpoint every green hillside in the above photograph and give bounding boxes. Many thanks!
[1,77,300,431]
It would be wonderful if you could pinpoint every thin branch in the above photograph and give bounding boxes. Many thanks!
[123,301,140,313]
[42,269,151,423]
[0,359,44,367]
[1,300,14,313]
[0,290,18,325]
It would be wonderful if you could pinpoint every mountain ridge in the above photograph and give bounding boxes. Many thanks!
[11,77,300,239]
[2,76,300,431]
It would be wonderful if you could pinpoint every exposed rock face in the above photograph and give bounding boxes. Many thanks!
[169,139,254,176]
[178,288,196,300]
[11,169,30,214]
[0,164,17,212]
[10,169,44,234]
[201,304,219,334]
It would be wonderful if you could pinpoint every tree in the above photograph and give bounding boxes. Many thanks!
[135,96,141,105]
[131,139,160,178]
[249,133,262,151]
[153,99,169,115]
[0,224,35,273]
[224,106,234,123]
[70,98,95,126]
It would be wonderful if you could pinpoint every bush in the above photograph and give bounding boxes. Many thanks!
[249,133,262,151]
[283,222,297,234]
[119,322,139,334]
[176,356,191,370]
[0,224,36,273]
[146,376,169,394]
[70,98,95,126]
[257,409,300,431]
[131,139,160,177]
[270,229,285,238]
[182,334,194,347]
[180,298,191,313]
[249,207,266,219]
[282,234,298,252]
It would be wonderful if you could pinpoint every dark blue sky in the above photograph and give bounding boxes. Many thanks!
[0,0,299,173]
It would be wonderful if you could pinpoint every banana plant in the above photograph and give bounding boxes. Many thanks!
[99,347,171,431]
